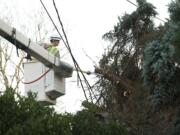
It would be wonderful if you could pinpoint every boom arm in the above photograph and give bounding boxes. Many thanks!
[0,19,73,77]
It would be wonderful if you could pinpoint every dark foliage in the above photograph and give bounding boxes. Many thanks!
[0,88,126,135]
[93,0,180,134]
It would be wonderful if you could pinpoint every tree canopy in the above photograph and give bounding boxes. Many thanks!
[92,0,180,134]
[0,88,126,135]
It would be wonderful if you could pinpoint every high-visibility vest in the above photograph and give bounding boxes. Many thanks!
[47,45,60,57]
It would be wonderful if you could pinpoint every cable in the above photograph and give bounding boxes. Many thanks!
[126,0,166,23]
[73,68,92,75]
[82,48,97,67]
[126,0,137,7]
[40,0,93,101]
[39,0,65,46]
[52,0,97,102]
[21,69,51,84]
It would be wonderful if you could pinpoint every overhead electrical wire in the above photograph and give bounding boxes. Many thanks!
[40,0,97,102]
[52,0,93,101]
[126,0,166,23]
[52,0,98,102]
[39,0,88,100]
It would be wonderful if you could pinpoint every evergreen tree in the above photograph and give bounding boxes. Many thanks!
[142,31,175,108]
[94,0,180,134]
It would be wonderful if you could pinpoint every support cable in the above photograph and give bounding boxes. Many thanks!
[40,0,93,101]
[52,0,95,101]
[126,0,166,23]
[39,0,70,51]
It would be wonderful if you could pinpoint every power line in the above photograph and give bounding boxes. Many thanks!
[40,0,88,101]
[82,48,97,67]
[40,0,97,102]
[52,0,93,101]
[126,0,137,7]
[126,0,166,23]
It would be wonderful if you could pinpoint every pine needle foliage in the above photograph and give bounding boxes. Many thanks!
[142,31,175,107]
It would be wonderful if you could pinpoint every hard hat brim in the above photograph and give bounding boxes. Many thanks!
[50,36,61,41]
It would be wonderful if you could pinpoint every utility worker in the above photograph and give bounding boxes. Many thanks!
[44,35,61,58]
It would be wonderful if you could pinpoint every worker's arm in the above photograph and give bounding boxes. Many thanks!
[40,43,53,49]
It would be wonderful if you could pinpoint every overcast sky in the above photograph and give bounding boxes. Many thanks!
[0,0,172,112]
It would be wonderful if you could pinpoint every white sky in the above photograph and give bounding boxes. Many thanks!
[0,0,171,113]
